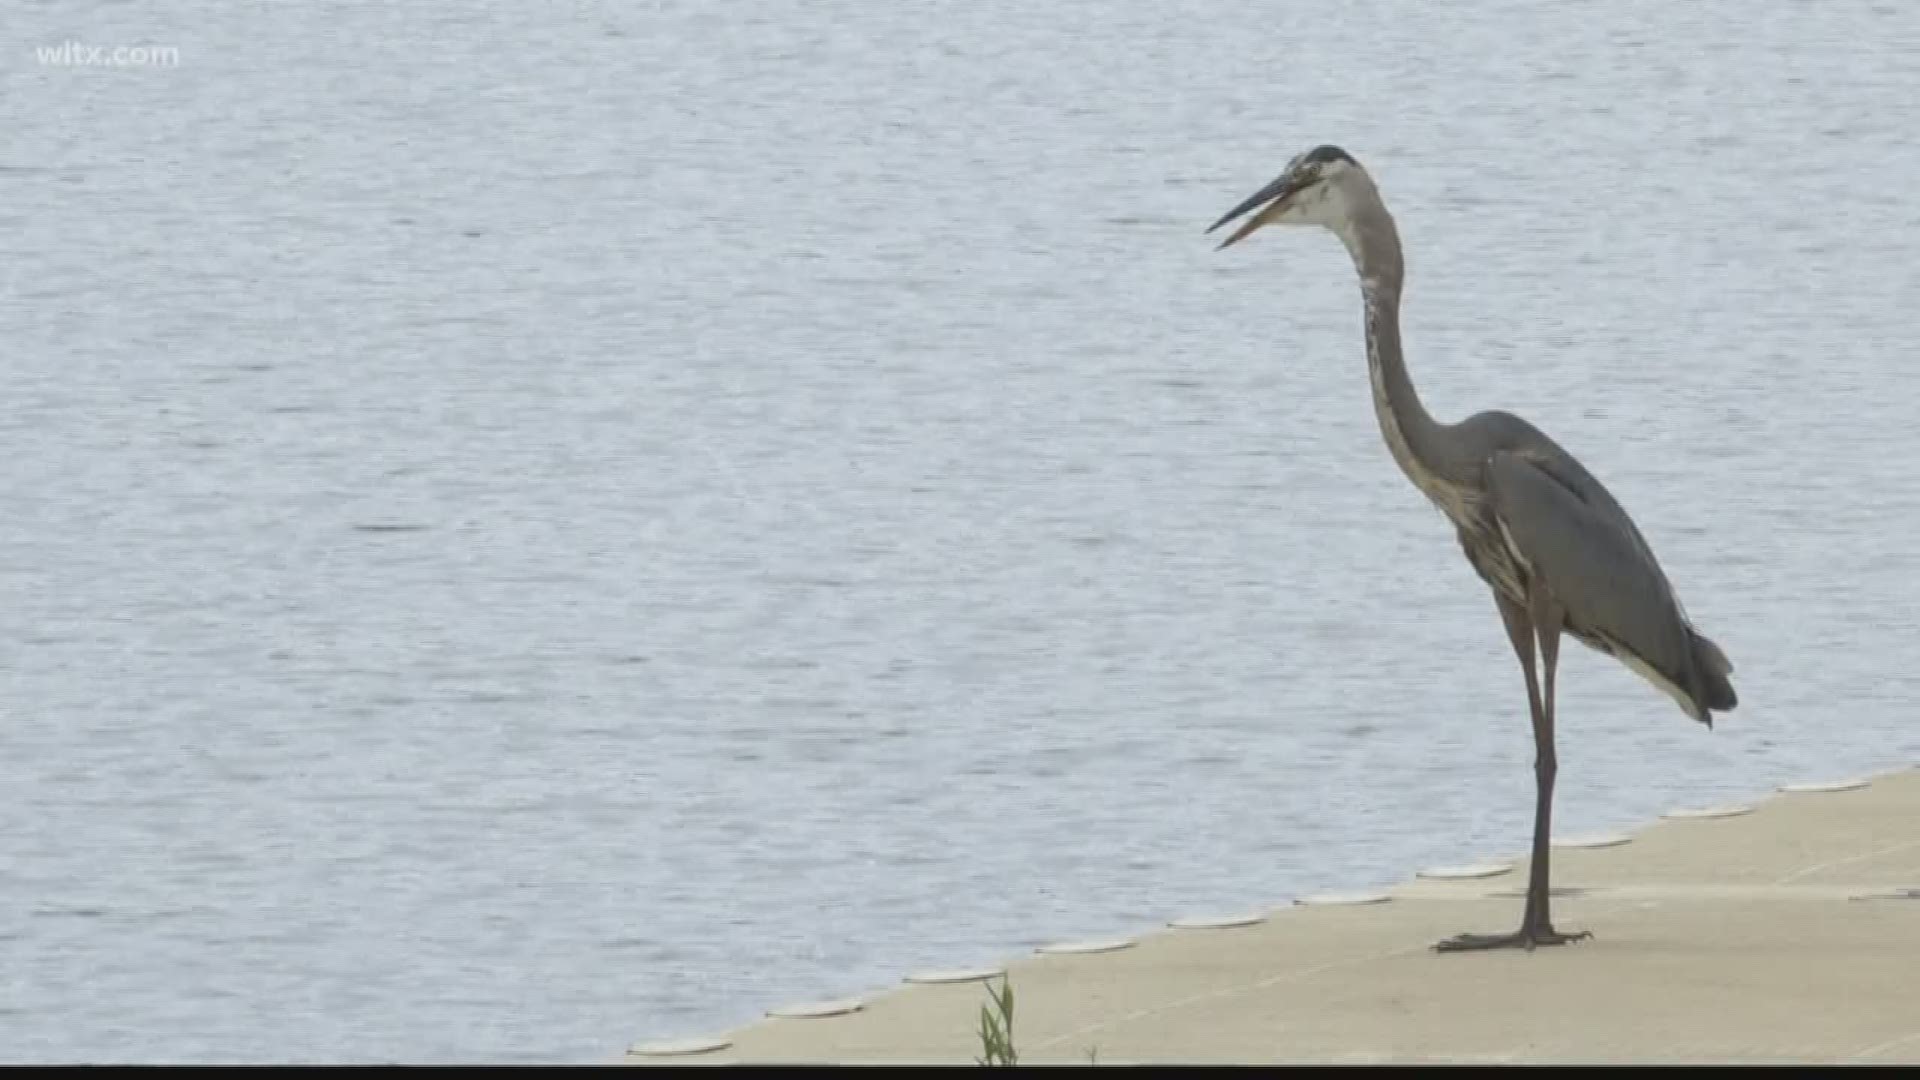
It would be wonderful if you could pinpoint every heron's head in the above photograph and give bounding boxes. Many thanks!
[1206,144,1370,250]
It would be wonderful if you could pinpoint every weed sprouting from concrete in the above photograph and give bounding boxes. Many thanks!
[974,975,1017,1066]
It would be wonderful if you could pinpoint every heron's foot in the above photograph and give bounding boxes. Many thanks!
[1432,925,1591,953]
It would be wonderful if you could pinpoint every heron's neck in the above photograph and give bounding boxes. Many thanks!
[1335,203,1452,485]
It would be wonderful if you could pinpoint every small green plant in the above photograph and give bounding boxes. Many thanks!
[974,974,1017,1066]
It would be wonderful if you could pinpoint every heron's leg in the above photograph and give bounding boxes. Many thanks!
[1501,594,1547,931]
[1523,595,1589,945]
[1434,591,1589,953]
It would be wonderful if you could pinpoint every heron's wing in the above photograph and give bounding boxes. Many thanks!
[1485,449,1691,680]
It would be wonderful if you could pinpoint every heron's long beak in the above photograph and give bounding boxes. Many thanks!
[1206,174,1300,250]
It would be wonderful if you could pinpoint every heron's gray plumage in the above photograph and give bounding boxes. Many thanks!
[1336,157,1735,725]
[1209,143,1736,951]
[1483,431,1735,721]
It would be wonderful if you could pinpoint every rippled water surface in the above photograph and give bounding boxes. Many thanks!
[4,0,1919,1063]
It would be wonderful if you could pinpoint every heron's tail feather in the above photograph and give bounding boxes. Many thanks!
[1696,634,1733,677]
[1688,631,1737,718]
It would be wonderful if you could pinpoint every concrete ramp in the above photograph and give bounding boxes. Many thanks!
[630,766,1920,1065]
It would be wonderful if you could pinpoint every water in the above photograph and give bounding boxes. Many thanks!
[4,0,1919,1064]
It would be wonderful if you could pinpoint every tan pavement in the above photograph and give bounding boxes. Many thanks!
[629,765,1920,1064]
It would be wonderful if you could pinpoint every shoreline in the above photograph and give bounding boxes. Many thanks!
[629,762,1920,1064]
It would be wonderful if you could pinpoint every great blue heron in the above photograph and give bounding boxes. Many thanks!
[1207,145,1737,951]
